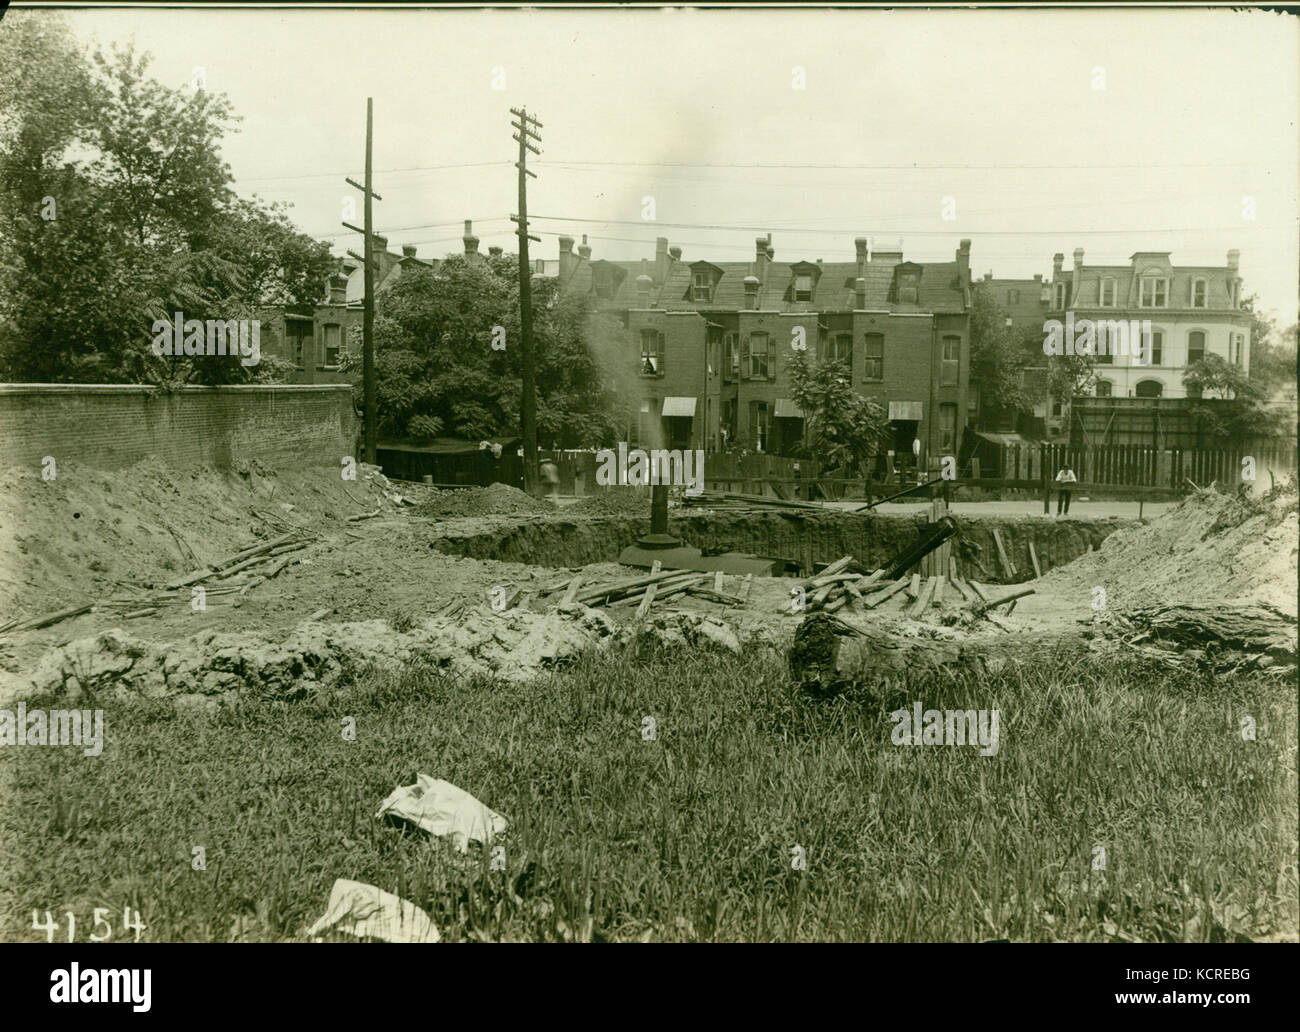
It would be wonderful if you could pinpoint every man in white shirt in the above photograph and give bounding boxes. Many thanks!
[1054,464,1078,516]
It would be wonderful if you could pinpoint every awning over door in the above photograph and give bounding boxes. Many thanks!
[661,396,697,417]
[888,401,923,421]
[774,398,804,418]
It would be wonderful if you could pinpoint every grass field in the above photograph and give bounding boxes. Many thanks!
[2,639,1295,942]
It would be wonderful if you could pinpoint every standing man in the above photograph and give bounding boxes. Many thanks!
[1055,463,1078,516]
[539,457,560,502]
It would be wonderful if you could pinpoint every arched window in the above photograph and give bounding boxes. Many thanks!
[1095,380,1112,397]
[1187,330,1205,365]
[1135,379,1163,398]
[1191,278,1207,308]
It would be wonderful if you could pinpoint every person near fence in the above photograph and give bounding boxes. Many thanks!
[1054,463,1077,516]
[539,458,560,501]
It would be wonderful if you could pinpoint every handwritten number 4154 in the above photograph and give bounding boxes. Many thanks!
[32,908,146,942]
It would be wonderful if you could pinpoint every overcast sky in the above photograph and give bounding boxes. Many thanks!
[44,4,1300,322]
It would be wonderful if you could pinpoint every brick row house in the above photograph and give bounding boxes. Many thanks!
[557,233,974,471]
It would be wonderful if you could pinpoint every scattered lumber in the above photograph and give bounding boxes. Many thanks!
[992,528,1016,578]
[970,587,1035,618]
[906,573,921,601]
[560,575,584,605]
[0,602,94,636]
[1028,541,1043,580]
[932,576,946,606]
[347,510,382,522]
[634,582,659,621]
[863,577,909,610]
[740,574,754,603]
[908,576,938,619]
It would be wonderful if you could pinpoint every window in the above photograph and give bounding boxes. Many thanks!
[1192,278,1207,308]
[1051,398,1063,417]
[897,273,919,304]
[749,401,770,452]
[1100,278,1116,307]
[1148,330,1163,366]
[1231,332,1244,365]
[1187,330,1205,366]
[968,382,980,413]
[1007,289,1020,305]
[1052,282,1066,309]
[723,332,738,382]
[746,332,774,380]
[863,333,884,381]
[829,333,852,379]
[693,271,712,302]
[794,274,812,302]
[939,403,957,452]
[1140,276,1168,308]
[1095,380,1112,398]
[321,324,341,366]
[286,319,312,368]
[640,329,663,376]
[940,335,960,386]
[1135,380,1163,398]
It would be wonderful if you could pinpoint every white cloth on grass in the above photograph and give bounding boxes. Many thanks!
[306,878,440,943]
[376,774,507,852]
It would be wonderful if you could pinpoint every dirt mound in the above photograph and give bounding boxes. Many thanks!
[0,458,399,620]
[566,489,654,517]
[417,482,555,519]
[1038,483,1298,617]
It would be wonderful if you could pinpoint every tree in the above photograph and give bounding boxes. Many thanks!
[969,286,1035,425]
[346,251,631,446]
[1241,293,1296,399]
[1183,354,1283,445]
[787,350,891,477]
[0,16,334,386]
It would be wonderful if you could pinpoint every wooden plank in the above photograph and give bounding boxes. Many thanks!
[560,574,584,605]
[908,576,938,619]
[906,572,921,600]
[950,577,974,602]
[635,582,659,621]
[740,574,754,603]
[713,570,724,592]
[932,576,946,606]
[1028,541,1043,580]
[807,555,854,585]
[967,580,990,602]
[651,559,663,576]
[863,577,910,609]
[992,528,1016,578]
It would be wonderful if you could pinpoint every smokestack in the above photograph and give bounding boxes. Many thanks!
[577,233,591,260]
[854,277,867,309]
[558,235,575,280]
[462,220,478,258]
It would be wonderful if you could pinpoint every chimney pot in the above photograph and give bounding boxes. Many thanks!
[1073,247,1084,263]
[402,244,417,258]
[488,246,502,257]
[669,246,682,261]
[1226,248,1240,269]
[743,274,760,310]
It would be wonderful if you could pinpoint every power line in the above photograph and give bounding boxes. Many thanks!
[543,158,1277,171]
[233,160,512,184]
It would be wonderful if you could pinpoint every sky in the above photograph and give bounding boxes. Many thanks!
[33,3,1300,324]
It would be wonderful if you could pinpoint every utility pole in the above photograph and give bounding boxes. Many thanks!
[510,106,542,495]
[343,98,382,465]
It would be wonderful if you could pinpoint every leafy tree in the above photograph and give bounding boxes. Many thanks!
[1241,293,1296,399]
[1183,353,1283,445]
[969,286,1035,424]
[787,350,891,476]
[0,15,333,386]
[346,251,631,446]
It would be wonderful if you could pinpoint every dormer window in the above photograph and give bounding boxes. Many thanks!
[1052,282,1066,309]
[1100,278,1116,307]
[692,271,712,302]
[1192,278,1207,308]
[898,274,918,304]
[794,274,813,302]
[1140,275,1168,308]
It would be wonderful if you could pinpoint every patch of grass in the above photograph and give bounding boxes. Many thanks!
[0,640,1294,942]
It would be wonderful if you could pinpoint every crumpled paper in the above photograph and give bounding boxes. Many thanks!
[306,878,440,943]
[375,774,508,852]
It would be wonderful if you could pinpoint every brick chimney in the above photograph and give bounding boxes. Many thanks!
[462,220,479,258]
[328,270,348,304]
[373,234,388,254]
[1052,252,1064,278]
[1072,247,1084,300]
[956,238,971,289]
[401,244,417,259]
[743,271,760,310]
[755,237,770,282]
[488,246,503,257]
[1226,248,1240,270]
[636,259,653,307]
[654,237,670,284]
[854,277,867,309]
[558,235,576,280]
[855,237,868,280]
[578,234,591,261]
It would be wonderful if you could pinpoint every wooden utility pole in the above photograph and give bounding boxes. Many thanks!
[343,98,381,464]
[510,106,542,495]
